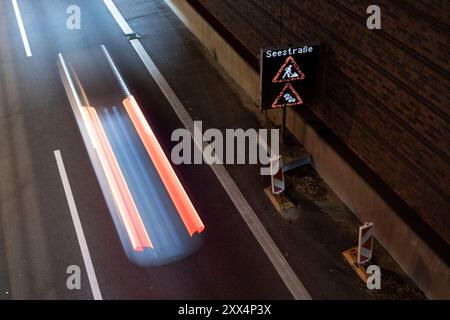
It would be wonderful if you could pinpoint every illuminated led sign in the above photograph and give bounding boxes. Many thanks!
[260,44,321,110]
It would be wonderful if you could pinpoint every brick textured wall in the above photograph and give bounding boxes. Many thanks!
[191,0,450,244]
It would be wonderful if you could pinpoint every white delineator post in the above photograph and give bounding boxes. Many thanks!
[357,222,374,265]
[270,156,285,195]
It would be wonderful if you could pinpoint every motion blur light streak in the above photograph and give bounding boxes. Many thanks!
[58,47,204,267]
[101,45,204,236]
[83,106,153,252]
[123,96,205,237]
[98,104,203,266]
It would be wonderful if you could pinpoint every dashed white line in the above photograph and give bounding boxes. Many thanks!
[103,0,311,300]
[11,0,32,57]
[54,150,103,300]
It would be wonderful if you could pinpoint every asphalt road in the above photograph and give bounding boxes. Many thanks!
[0,0,294,299]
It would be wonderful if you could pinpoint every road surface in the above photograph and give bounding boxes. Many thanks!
[0,0,299,299]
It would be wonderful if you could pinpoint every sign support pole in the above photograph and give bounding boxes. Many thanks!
[281,107,287,145]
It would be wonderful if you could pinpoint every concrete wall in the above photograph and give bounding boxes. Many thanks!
[189,0,450,250]
[164,0,450,299]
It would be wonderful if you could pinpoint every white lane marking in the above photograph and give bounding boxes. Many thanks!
[103,0,133,35]
[103,1,311,300]
[11,0,32,57]
[54,150,103,300]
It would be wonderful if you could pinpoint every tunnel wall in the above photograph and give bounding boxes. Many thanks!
[188,0,450,248]
[164,0,450,298]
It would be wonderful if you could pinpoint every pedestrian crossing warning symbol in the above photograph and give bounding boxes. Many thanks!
[272,83,303,108]
[272,56,305,83]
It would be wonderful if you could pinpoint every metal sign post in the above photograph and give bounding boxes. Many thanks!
[281,107,286,145]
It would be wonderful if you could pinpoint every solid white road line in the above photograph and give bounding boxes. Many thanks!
[54,150,103,300]
[11,0,32,57]
[103,0,311,300]
[103,0,133,35]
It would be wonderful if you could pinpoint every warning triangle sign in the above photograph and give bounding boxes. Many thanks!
[272,83,303,108]
[272,56,305,83]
